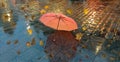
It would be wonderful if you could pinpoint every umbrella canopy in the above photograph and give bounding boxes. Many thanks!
[39,13,78,31]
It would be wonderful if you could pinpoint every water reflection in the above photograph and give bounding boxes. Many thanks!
[45,31,78,62]
[2,22,16,35]
[0,9,19,35]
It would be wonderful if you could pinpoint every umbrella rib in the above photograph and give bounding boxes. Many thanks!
[57,17,61,30]
[60,18,70,30]
[44,14,61,30]
[62,17,75,23]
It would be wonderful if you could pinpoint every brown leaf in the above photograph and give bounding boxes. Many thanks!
[14,40,19,45]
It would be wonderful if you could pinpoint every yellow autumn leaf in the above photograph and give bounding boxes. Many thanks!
[44,5,49,9]
[31,37,36,45]
[82,26,87,31]
[27,29,32,35]
[75,33,83,41]
[2,13,12,22]
[84,8,89,15]
[40,9,46,14]
[66,9,73,15]
[26,42,31,47]
[101,54,107,58]
[39,40,44,46]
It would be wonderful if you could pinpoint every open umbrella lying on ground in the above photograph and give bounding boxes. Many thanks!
[39,13,79,62]
[40,13,78,31]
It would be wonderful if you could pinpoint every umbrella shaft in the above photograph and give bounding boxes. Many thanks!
[57,17,61,30]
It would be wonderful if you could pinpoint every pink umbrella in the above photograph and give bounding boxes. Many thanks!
[39,13,78,31]
[40,13,78,62]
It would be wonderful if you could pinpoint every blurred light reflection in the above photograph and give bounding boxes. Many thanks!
[82,10,99,33]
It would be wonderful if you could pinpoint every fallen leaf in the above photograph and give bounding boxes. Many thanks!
[31,15,35,20]
[44,50,48,53]
[101,53,107,58]
[82,26,87,31]
[27,29,32,35]
[82,45,87,49]
[110,57,115,61]
[16,50,21,55]
[6,40,11,45]
[40,9,46,14]
[26,42,31,47]
[14,40,19,45]
[40,40,44,46]
[48,53,54,58]
[75,33,83,41]
[84,8,89,15]
[44,5,49,9]
[31,38,36,45]
[66,9,73,15]
[2,13,12,22]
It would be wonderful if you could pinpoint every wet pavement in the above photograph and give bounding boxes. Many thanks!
[0,0,120,62]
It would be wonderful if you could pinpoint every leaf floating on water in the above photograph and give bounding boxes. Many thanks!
[39,40,44,46]
[101,53,107,58]
[2,13,12,22]
[48,53,54,58]
[110,57,115,61]
[66,9,73,15]
[75,33,83,41]
[40,9,46,14]
[95,45,102,54]
[26,42,31,47]
[14,40,19,45]
[16,50,21,55]
[31,38,36,45]
[44,50,48,53]
[27,29,32,35]
[44,5,49,9]
[6,40,11,45]
[82,45,87,49]
[25,15,29,20]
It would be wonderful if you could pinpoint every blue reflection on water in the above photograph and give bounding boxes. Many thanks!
[0,14,49,62]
